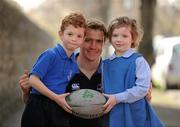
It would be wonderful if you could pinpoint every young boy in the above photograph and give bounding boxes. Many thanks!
[21,12,86,127]
[103,16,164,127]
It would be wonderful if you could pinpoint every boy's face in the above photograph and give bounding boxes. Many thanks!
[111,26,132,55]
[80,28,104,62]
[59,25,85,52]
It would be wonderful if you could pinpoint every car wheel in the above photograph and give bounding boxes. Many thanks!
[166,82,178,89]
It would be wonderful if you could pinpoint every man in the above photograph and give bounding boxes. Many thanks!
[66,19,107,127]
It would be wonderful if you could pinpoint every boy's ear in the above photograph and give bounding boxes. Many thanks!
[58,30,63,37]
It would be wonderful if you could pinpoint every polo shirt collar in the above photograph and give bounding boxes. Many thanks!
[109,48,135,60]
[56,43,76,62]
[75,52,102,73]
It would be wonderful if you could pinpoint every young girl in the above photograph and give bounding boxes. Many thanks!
[102,16,164,127]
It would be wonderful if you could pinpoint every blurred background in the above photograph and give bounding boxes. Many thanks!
[0,0,180,126]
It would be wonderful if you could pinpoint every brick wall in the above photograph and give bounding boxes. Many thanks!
[0,0,54,123]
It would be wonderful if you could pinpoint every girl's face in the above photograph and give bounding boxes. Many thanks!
[110,26,133,56]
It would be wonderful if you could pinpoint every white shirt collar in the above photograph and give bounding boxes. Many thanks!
[109,48,136,60]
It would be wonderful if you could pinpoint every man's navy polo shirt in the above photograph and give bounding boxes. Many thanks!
[31,43,78,94]
[66,59,102,93]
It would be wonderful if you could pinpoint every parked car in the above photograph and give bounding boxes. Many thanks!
[166,43,180,88]
[151,36,180,89]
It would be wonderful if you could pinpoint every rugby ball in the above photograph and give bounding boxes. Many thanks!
[66,89,106,119]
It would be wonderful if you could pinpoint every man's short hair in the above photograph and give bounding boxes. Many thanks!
[86,19,107,41]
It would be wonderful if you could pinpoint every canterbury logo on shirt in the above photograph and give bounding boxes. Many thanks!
[71,83,80,91]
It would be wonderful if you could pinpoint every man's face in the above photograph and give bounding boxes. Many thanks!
[80,28,105,62]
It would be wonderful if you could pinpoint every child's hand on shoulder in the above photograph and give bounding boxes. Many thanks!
[103,94,117,114]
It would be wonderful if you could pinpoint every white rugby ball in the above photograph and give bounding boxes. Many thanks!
[66,89,106,119]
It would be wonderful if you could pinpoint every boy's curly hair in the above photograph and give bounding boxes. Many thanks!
[60,12,86,31]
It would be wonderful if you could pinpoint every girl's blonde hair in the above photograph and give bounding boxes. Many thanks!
[108,16,144,48]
